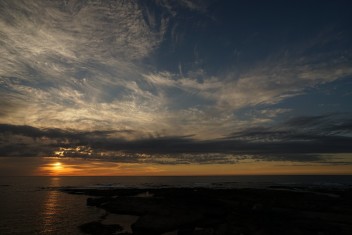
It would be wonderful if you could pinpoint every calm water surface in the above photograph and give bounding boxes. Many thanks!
[0,175,351,234]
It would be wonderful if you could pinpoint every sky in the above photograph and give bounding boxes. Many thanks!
[0,0,352,176]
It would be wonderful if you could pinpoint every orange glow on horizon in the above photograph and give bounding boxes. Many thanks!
[30,157,352,176]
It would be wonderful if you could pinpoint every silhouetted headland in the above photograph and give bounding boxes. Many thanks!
[61,186,352,235]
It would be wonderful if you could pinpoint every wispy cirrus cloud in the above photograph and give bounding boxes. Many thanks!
[139,49,352,138]
[144,51,352,111]
[0,0,351,162]
[0,0,172,132]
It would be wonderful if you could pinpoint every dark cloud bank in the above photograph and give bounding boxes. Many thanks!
[0,114,352,164]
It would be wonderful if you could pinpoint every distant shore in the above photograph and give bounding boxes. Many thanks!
[61,186,352,235]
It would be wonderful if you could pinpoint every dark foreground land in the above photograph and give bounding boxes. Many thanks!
[62,186,352,235]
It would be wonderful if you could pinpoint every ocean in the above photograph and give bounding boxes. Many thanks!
[0,175,351,234]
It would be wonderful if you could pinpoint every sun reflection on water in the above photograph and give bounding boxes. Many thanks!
[41,177,62,233]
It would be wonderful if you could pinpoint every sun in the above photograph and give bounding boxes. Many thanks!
[52,162,63,170]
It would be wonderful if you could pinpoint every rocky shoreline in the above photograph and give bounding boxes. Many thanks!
[61,187,352,235]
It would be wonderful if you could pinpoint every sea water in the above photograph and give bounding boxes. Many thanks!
[0,175,351,234]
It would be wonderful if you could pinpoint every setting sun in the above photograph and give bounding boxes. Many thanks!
[47,162,63,175]
[52,162,62,168]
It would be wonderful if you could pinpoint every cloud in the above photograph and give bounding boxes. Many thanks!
[1,0,351,144]
[155,0,210,16]
[139,50,352,138]
[147,53,352,110]
[0,0,165,61]
[0,0,174,132]
[1,114,351,164]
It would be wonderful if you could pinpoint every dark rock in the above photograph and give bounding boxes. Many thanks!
[192,228,214,235]
[132,212,203,235]
[178,227,195,235]
[100,196,165,215]
[65,187,352,235]
[79,221,122,235]
[87,197,110,206]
